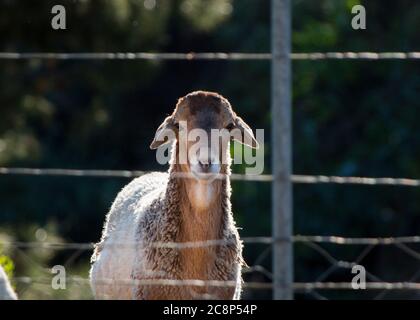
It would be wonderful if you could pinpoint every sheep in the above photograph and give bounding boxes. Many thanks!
[90,91,258,300]
[0,265,17,300]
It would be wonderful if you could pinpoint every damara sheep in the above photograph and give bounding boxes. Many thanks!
[90,91,258,300]
[0,265,17,300]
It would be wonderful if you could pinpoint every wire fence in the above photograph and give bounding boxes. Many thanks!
[1,43,419,298]
[2,235,420,300]
[0,78,419,298]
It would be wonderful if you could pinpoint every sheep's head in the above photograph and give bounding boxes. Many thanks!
[151,91,258,181]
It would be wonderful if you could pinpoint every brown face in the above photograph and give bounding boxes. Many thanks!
[150,91,258,180]
[173,92,234,179]
[173,92,234,133]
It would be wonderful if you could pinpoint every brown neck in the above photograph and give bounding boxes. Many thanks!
[164,143,231,280]
[170,162,226,243]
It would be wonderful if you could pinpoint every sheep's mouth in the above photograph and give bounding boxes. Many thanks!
[191,170,216,180]
[190,167,220,183]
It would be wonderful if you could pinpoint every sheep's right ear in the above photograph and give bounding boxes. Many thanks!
[150,116,177,149]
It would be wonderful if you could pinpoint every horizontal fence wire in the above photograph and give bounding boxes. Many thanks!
[0,52,419,61]
[3,235,420,250]
[10,277,420,291]
[0,167,419,186]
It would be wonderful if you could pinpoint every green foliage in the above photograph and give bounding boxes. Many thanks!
[0,239,15,288]
[0,254,14,280]
[180,0,233,32]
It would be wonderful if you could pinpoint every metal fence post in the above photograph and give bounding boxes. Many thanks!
[271,0,293,300]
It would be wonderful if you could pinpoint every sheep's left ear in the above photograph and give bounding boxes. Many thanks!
[150,116,177,149]
[231,116,259,149]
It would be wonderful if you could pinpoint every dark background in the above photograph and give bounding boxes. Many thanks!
[0,0,419,299]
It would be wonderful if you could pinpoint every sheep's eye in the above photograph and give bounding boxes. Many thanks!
[225,123,235,131]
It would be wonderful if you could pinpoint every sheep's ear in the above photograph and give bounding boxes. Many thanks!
[231,116,259,149]
[150,116,177,149]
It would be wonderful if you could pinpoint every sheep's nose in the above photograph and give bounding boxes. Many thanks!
[198,159,211,172]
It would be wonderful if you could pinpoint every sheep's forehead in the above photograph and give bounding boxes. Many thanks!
[174,92,234,128]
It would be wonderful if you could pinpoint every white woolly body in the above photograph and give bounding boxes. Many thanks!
[90,172,168,299]
[90,169,242,300]
[0,265,17,300]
